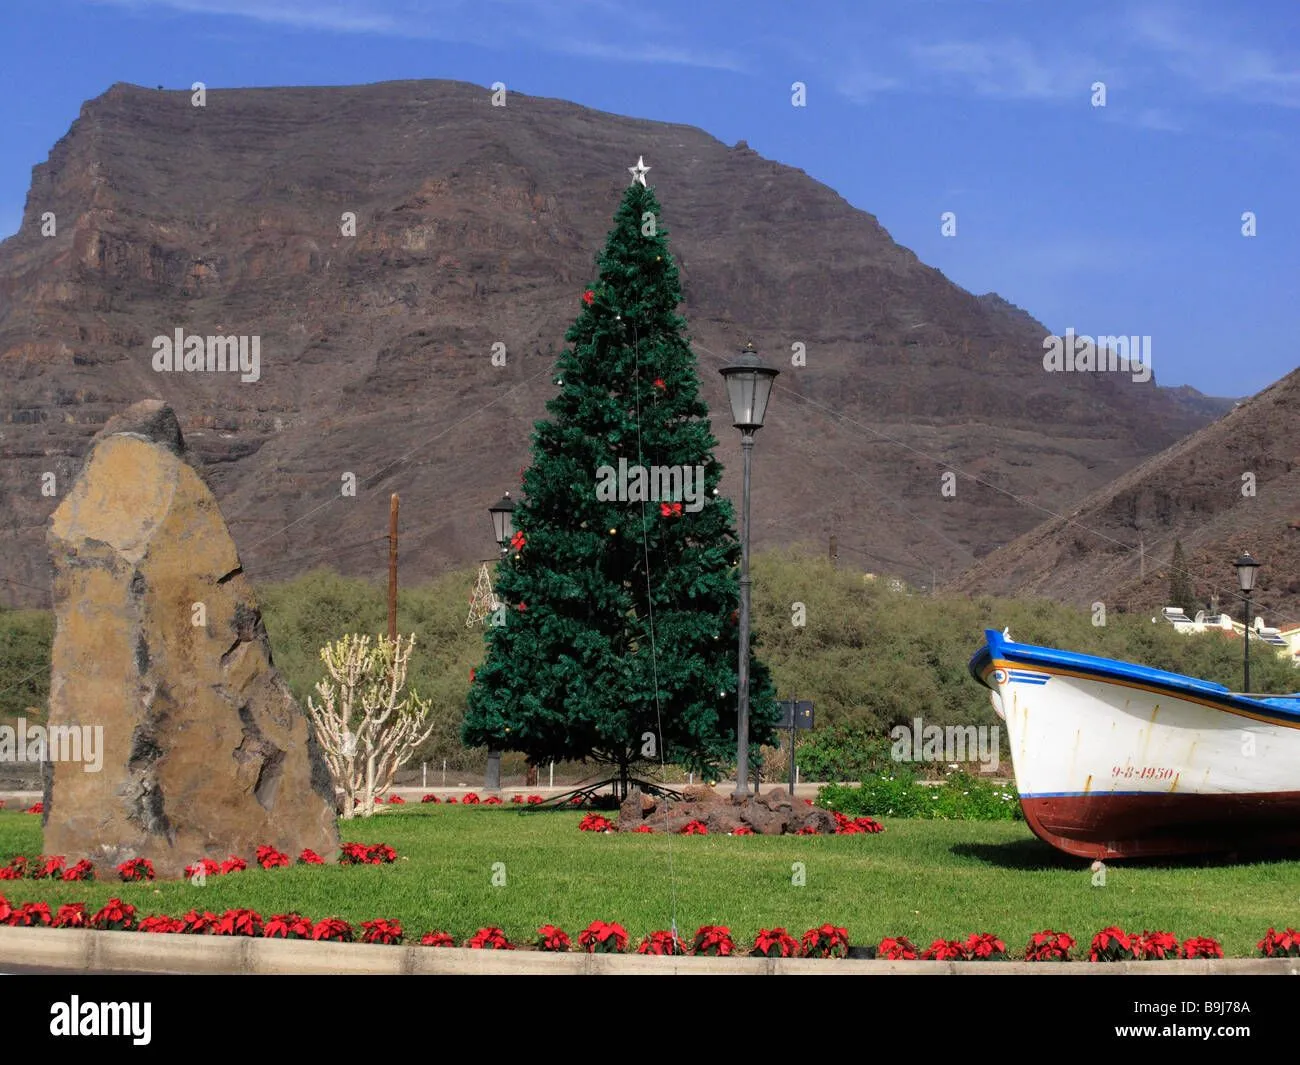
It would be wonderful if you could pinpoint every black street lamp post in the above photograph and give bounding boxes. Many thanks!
[719,342,779,800]
[483,492,516,792]
[1234,551,1261,693]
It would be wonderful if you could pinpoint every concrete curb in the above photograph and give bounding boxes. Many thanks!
[2,928,1299,974]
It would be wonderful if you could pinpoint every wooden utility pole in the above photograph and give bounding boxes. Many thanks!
[388,493,399,643]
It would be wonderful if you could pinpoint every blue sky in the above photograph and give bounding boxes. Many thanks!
[2,0,1297,396]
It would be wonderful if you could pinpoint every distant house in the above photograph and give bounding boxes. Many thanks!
[1155,606,1300,666]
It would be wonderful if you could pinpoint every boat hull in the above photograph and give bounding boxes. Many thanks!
[970,629,1300,859]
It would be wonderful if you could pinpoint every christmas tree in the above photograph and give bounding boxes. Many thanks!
[462,166,777,794]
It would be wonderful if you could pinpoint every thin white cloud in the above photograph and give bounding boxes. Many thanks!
[86,0,746,70]
[908,38,1092,101]
[1126,4,1300,108]
[834,67,902,104]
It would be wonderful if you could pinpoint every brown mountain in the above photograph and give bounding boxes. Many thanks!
[952,368,1300,625]
[0,79,1228,608]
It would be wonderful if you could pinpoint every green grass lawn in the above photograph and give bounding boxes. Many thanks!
[3,807,1298,956]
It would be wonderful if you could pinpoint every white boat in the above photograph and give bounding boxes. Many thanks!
[968,628,1300,859]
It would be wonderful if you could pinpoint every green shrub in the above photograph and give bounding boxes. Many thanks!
[818,770,1022,821]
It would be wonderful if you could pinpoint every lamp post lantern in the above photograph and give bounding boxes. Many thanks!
[1235,551,1261,693]
[719,342,779,800]
[489,492,515,554]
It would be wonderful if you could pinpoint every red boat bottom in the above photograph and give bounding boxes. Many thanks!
[1020,791,1300,860]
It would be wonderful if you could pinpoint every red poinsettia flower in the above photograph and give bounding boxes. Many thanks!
[794,825,818,835]
[802,924,850,959]
[1181,936,1224,959]
[579,813,614,832]
[298,849,325,865]
[582,289,595,305]
[527,795,544,804]
[653,378,666,390]
[256,845,292,869]
[116,856,156,882]
[1090,926,1140,962]
[466,926,514,950]
[578,921,628,954]
[25,802,43,815]
[219,856,247,875]
[62,858,95,882]
[422,795,441,804]
[483,796,502,805]
[751,928,799,958]
[1023,929,1075,961]
[0,856,25,880]
[1258,927,1300,958]
[535,925,571,952]
[447,797,458,804]
[339,842,378,865]
[263,913,314,939]
[361,918,403,945]
[212,908,263,937]
[387,795,406,805]
[659,502,683,518]
[510,530,525,552]
[692,925,734,957]
[90,898,137,931]
[921,938,968,961]
[311,917,354,942]
[52,903,89,929]
[178,909,220,934]
[27,855,64,880]
[680,820,708,835]
[1139,930,1179,960]
[516,602,527,612]
[511,795,524,803]
[964,933,1008,960]
[633,824,655,833]
[138,915,185,934]
[730,825,754,836]
[637,930,688,955]
[0,894,10,924]
[462,792,481,805]
[9,901,52,927]
[877,936,919,960]
[420,931,456,947]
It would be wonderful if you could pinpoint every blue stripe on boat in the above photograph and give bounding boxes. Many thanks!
[968,628,1300,723]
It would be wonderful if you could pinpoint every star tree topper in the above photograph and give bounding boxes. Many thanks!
[628,155,651,186]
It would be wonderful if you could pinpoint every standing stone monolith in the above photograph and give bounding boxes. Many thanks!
[44,400,339,877]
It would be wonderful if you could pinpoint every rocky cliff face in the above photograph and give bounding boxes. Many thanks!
[952,369,1300,623]
[0,80,1229,605]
